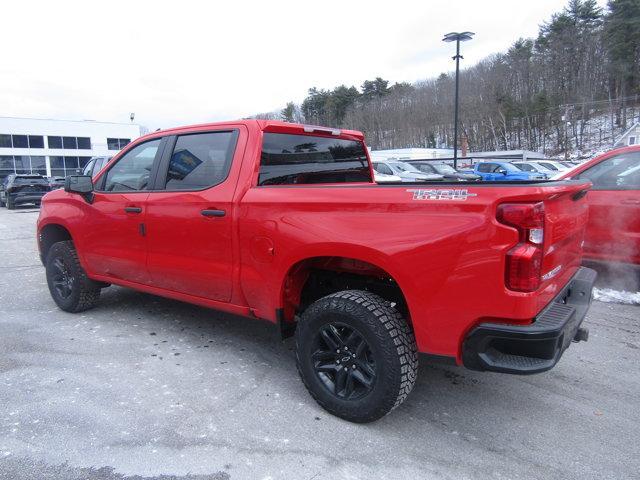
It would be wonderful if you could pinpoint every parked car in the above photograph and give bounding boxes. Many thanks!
[468,161,547,181]
[0,173,51,209]
[37,120,595,423]
[372,159,443,182]
[408,161,481,181]
[82,156,112,178]
[559,145,640,268]
[560,161,578,168]
[534,160,570,172]
[513,161,554,178]
[48,176,66,190]
[371,162,402,183]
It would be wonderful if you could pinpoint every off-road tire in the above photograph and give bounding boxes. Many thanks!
[46,241,101,312]
[295,290,418,423]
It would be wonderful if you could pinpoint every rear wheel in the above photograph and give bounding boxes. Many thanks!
[295,290,418,423]
[45,241,101,312]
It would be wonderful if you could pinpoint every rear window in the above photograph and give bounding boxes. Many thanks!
[258,133,371,186]
[13,175,47,185]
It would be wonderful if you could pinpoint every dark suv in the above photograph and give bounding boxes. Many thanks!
[0,174,51,209]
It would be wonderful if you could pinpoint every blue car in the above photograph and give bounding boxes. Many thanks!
[468,161,547,181]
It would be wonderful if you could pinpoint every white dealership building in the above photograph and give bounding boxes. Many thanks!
[0,116,144,180]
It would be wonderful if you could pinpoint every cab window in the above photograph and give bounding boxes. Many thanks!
[258,133,371,185]
[101,139,161,192]
[574,152,640,189]
[163,131,238,190]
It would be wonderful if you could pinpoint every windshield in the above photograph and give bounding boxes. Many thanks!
[433,164,457,174]
[515,163,534,172]
[83,159,96,176]
[390,162,420,173]
[536,162,558,171]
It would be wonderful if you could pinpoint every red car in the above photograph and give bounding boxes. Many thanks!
[37,120,595,422]
[559,145,640,268]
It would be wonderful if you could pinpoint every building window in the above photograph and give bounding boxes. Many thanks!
[107,138,131,150]
[12,135,28,148]
[62,136,77,149]
[629,136,636,146]
[0,155,47,178]
[48,136,63,149]
[77,137,91,149]
[0,135,11,148]
[50,155,84,176]
[28,135,44,148]
[30,156,46,175]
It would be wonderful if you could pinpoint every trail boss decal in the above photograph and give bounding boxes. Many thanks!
[407,189,478,201]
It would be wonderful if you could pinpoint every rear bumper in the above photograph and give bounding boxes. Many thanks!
[462,267,597,374]
[9,192,47,204]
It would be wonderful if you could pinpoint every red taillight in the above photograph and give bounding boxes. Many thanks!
[497,202,545,292]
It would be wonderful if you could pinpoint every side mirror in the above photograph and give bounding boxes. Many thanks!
[65,175,94,202]
[497,168,507,175]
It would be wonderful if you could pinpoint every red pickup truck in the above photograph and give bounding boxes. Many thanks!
[37,120,596,422]
[558,145,640,269]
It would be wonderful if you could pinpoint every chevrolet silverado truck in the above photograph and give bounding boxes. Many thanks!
[37,120,596,423]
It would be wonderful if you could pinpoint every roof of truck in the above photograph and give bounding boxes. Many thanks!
[145,119,365,141]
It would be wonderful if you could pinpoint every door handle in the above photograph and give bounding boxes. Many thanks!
[621,199,640,205]
[124,207,142,213]
[201,209,226,217]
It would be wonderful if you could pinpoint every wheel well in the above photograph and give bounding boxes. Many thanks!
[282,257,409,323]
[39,224,72,263]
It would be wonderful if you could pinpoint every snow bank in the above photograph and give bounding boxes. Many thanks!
[593,288,640,305]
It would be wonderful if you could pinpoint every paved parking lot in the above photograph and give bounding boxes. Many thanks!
[0,207,639,480]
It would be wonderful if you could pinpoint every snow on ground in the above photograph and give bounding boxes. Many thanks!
[593,287,640,305]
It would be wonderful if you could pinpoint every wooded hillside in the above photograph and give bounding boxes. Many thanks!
[255,0,640,157]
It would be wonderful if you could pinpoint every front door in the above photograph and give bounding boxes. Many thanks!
[144,128,243,302]
[574,150,640,264]
[81,138,164,283]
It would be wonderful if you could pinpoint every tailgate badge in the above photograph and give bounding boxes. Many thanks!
[407,189,477,201]
[541,265,562,281]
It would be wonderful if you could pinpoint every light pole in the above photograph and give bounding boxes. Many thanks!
[442,31,474,170]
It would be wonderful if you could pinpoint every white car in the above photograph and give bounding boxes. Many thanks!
[373,172,403,183]
[533,160,570,172]
[513,161,555,178]
[372,159,443,182]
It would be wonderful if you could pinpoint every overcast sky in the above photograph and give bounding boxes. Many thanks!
[0,0,607,131]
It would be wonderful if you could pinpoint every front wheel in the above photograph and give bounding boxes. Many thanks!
[45,241,101,312]
[295,290,418,423]
[6,197,15,209]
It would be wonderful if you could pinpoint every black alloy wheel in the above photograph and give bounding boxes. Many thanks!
[311,323,377,400]
[50,256,75,300]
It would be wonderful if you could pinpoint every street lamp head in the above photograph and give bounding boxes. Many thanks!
[442,31,475,42]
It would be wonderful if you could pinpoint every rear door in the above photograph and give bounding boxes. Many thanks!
[573,150,640,264]
[144,127,245,302]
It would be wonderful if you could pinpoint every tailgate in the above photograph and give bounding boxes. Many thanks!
[540,183,590,292]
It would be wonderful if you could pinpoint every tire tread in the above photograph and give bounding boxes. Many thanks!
[295,289,418,422]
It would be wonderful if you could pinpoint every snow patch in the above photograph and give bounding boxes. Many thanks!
[593,288,640,305]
